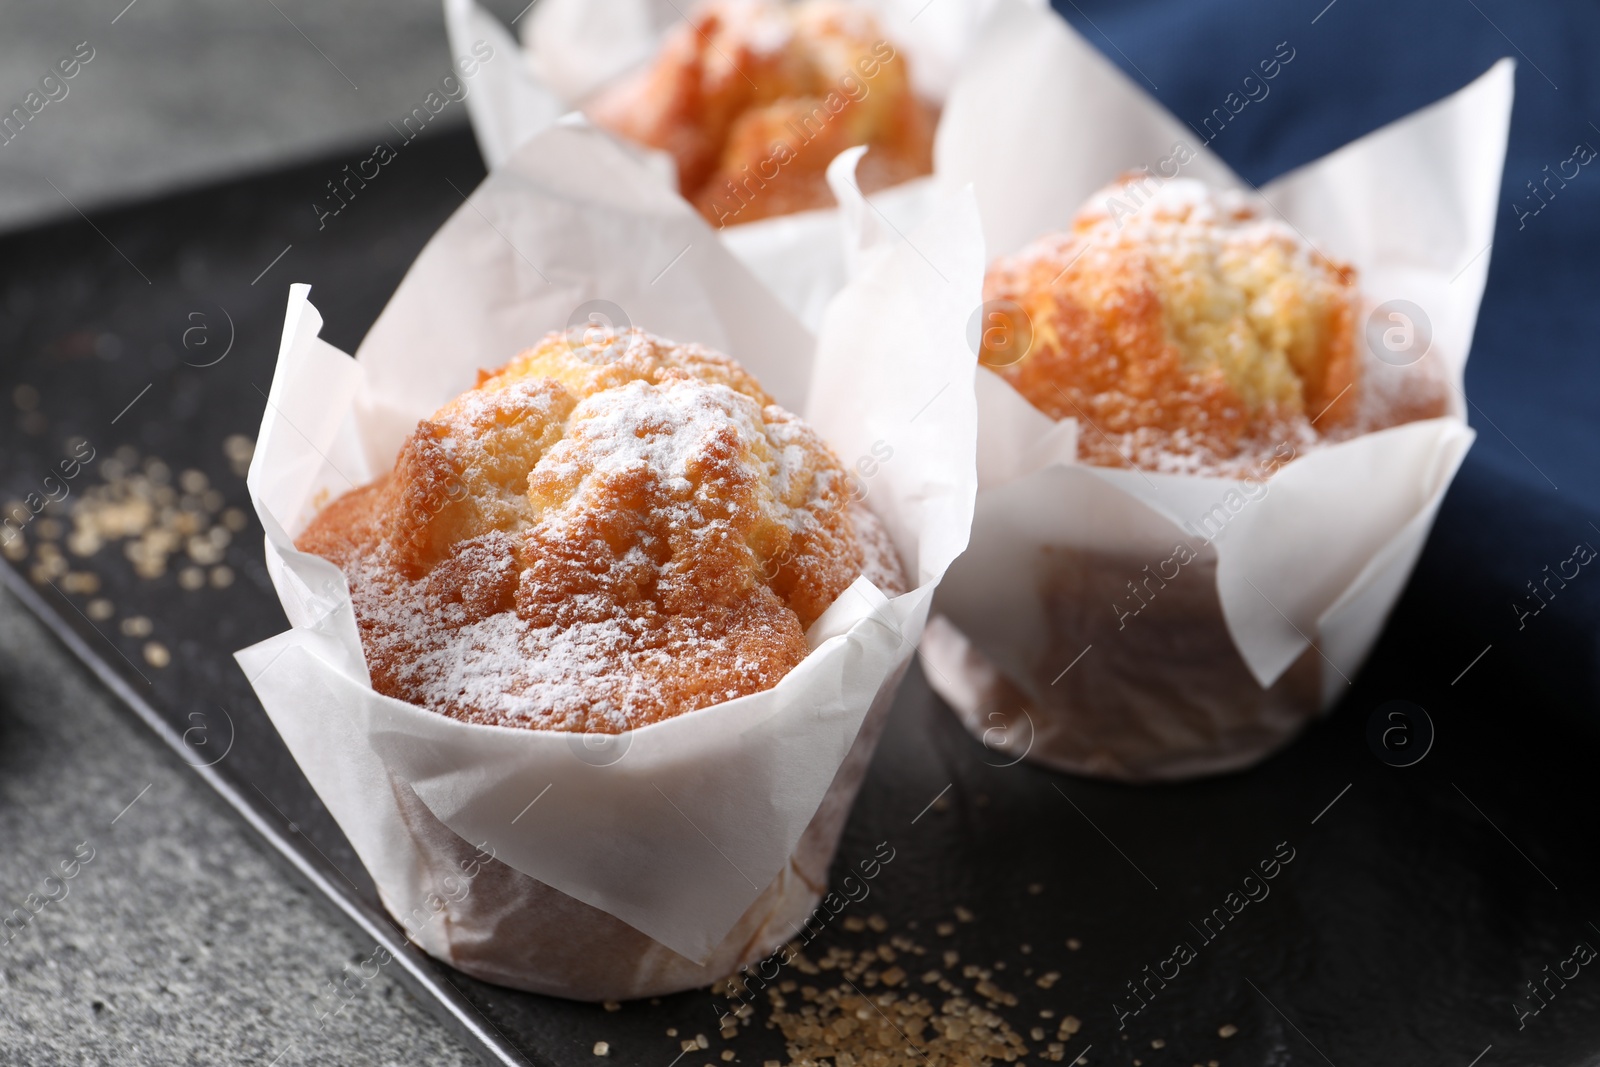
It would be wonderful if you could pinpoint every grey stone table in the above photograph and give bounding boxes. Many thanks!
[0,1,536,1061]
[0,586,482,1066]
[0,0,529,234]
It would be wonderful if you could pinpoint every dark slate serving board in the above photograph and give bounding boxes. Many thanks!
[4,0,1600,1061]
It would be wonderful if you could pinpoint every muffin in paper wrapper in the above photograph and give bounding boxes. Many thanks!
[233,119,982,998]
[441,0,1044,332]
[913,2,1514,781]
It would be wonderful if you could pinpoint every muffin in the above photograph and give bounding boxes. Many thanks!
[297,327,905,732]
[926,176,1460,781]
[980,176,1448,475]
[586,0,936,227]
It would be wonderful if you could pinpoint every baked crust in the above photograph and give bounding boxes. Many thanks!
[586,0,935,226]
[984,176,1445,474]
[297,329,905,732]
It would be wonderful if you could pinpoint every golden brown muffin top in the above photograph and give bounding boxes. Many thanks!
[983,176,1366,474]
[586,0,935,226]
[297,329,904,732]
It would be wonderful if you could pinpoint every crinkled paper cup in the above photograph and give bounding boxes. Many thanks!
[914,2,1514,781]
[234,119,982,997]
[442,0,1040,331]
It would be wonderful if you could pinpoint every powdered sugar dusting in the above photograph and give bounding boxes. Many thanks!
[984,175,1447,478]
[301,330,907,733]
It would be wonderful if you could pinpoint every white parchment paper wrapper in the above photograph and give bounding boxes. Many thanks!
[914,0,1514,780]
[233,118,982,997]
[442,0,1038,331]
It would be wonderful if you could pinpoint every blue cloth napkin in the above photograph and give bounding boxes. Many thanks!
[1055,0,1600,727]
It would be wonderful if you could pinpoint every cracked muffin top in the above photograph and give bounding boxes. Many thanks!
[297,328,904,732]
